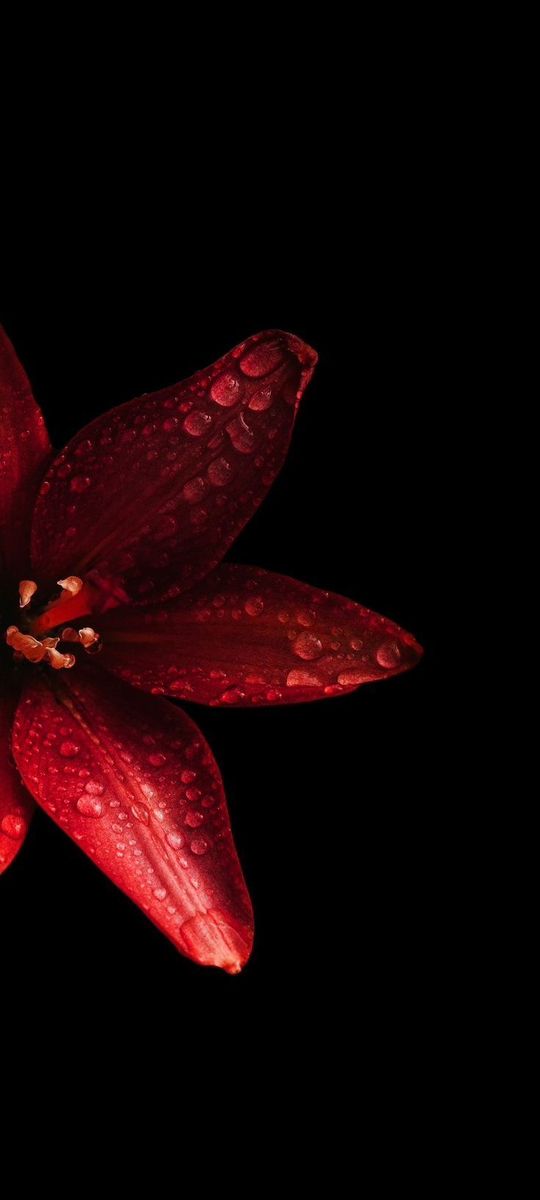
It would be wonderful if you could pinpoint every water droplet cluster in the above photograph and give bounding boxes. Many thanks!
[31,332,317,606]
[99,563,420,705]
[11,671,252,951]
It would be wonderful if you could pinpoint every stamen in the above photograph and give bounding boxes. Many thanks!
[57,576,83,595]
[6,626,47,663]
[47,648,76,670]
[19,580,38,608]
[78,627,99,648]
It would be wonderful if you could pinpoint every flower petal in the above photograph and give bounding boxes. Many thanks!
[30,331,317,604]
[12,665,253,972]
[98,564,423,705]
[0,326,51,582]
[0,684,34,873]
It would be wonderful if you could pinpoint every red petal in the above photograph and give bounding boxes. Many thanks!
[12,666,253,972]
[30,331,317,604]
[98,564,423,705]
[0,684,34,873]
[0,326,51,582]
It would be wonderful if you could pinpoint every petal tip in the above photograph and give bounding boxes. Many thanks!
[177,909,254,974]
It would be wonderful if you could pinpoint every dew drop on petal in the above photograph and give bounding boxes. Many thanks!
[292,632,323,660]
[240,342,284,377]
[190,837,209,856]
[185,810,204,828]
[181,770,197,784]
[337,669,366,686]
[131,803,150,824]
[207,457,234,487]
[70,475,92,493]
[248,384,274,411]
[183,476,207,503]
[286,669,323,687]
[166,831,184,849]
[60,740,80,757]
[153,887,167,901]
[245,596,264,616]
[76,795,104,818]
[183,411,212,437]
[148,753,166,767]
[85,780,105,795]
[210,371,242,406]
[0,812,27,839]
[376,640,402,669]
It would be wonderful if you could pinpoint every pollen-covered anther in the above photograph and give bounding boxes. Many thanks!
[18,579,38,608]
[5,625,47,663]
[57,576,83,595]
[47,647,76,670]
[5,626,76,669]
[79,626,100,648]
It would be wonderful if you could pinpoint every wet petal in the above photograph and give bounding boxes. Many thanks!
[0,685,34,873]
[0,326,51,583]
[31,331,317,604]
[12,664,253,972]
[98,565,423,705]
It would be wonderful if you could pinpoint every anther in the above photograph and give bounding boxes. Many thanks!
[47,648,76,670]
[57,576,83,595]
[19,580,38,608]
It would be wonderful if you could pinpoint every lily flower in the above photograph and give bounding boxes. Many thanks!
[0,326,422,972]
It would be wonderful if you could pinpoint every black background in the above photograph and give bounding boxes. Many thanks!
[1,210,448,1072]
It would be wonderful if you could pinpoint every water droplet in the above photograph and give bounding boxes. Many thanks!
[207,457,234,486]
[226,413,255,453]
[210,371,242,406]
[183,411,212,437]
[292,632,323,660]
[0,812,27,839]
[286,669,322,687]
[70,475,91,493]
[219,687,245,704]
[248,384,274,411]
[131,803,150,824]
[296,609,314,627]
[185,810,204,828]
[60,740,80,757]
[185,787,201,802]
[166,831,184,849]
[240,341,284,377]
[190,837,208,856]
[245,596,264,616]
[85,780,105,795]
[183,476,207,503]
[181,770,197,784]
[350,637,364,651]
[278,610,289,624]
[76,795,104,818]
[337,669,366,686]
[153,887,167,901]
[376,640,402,669]
[162,417,178,431]
[148,752,166,767]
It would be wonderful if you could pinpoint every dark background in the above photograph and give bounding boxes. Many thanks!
[1,213,448,1068]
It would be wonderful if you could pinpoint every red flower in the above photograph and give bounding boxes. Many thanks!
[0,326,422,972]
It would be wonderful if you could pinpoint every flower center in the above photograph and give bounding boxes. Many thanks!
[4,576,102,670]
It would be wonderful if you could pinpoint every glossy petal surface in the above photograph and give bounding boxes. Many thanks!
[12,665,253,971]
[0,685,34,873]
[0,326,51,582]
[98,564,423,705]
[31,331,317,604]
